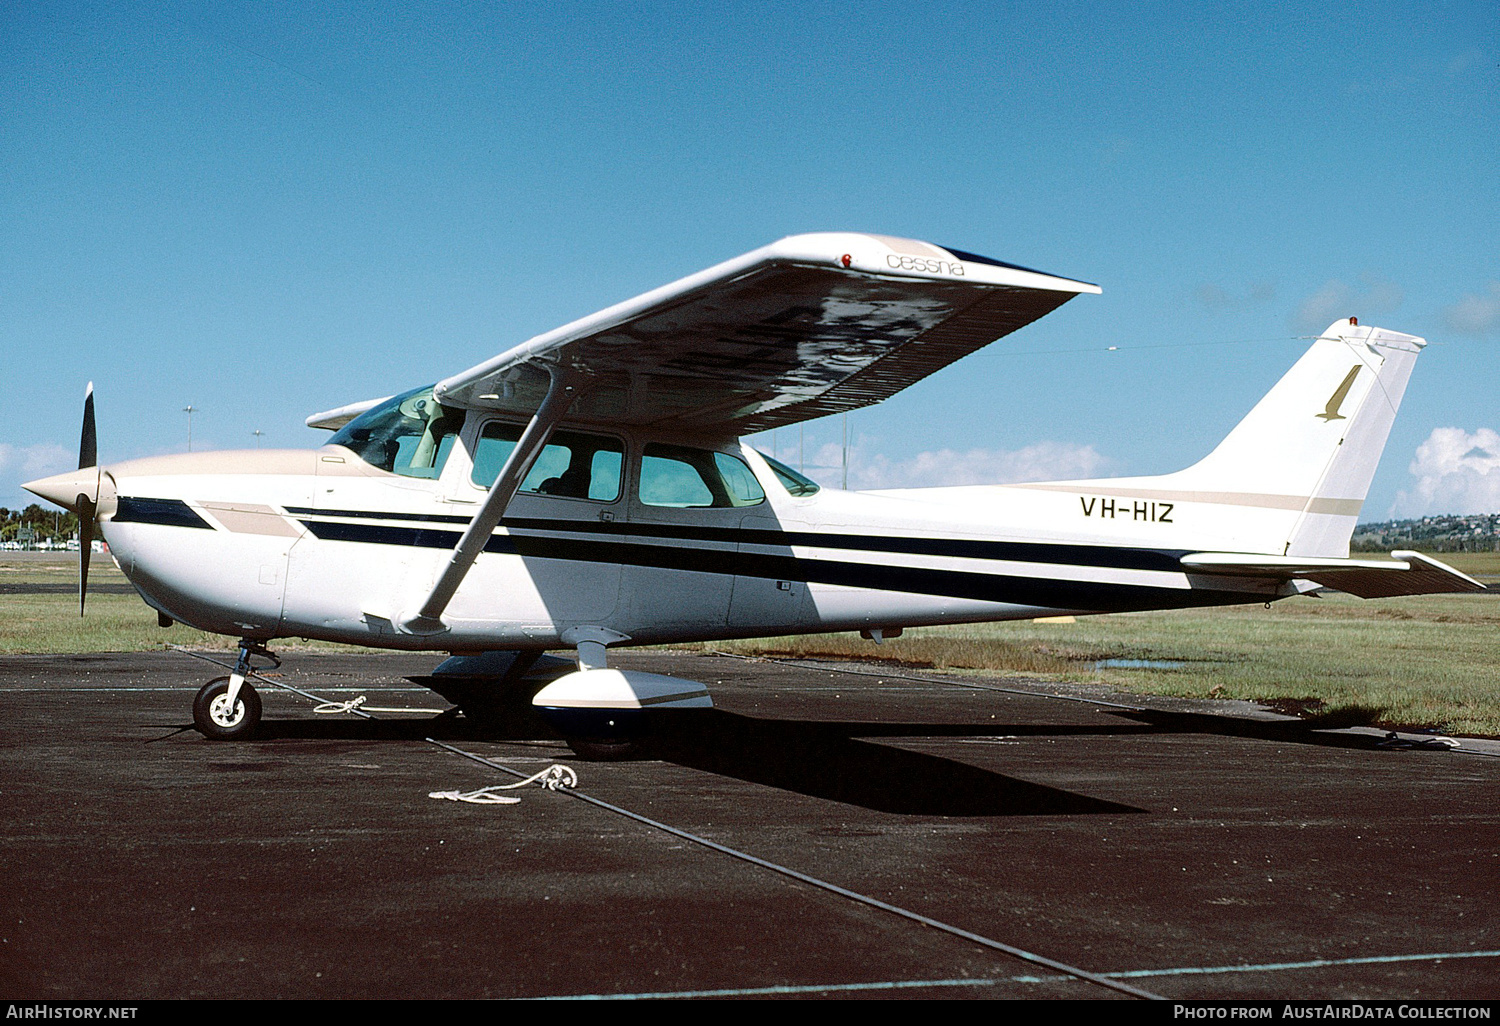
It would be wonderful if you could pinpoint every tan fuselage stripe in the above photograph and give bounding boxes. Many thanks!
[199,502,305,538]
[1010,483,1364,517]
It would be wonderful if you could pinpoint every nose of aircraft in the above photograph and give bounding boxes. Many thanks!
[24,466,117,516]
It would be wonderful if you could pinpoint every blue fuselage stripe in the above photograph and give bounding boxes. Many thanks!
[295,516,1243,612]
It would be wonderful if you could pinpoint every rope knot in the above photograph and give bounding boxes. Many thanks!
[314,695,367,715]
[539,765,579,790]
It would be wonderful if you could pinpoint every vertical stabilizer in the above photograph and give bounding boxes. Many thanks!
[1012,320,1427,557]
[1165,319,1425,555]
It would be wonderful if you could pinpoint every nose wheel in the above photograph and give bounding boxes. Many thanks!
[192,640,276,740]
[193,676,262,740]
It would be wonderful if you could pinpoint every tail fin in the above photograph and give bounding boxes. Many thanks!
[1020,320,1425,557]
[1170,319,1424,555]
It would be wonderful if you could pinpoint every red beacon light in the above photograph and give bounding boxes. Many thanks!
[840,254,852,268]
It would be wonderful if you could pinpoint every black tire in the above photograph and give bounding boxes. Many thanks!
[193,675,262,741]
[565,736,648,762]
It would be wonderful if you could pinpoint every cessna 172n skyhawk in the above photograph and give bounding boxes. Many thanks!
[25,232,1484,754]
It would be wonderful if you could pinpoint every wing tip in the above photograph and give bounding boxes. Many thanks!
[769,232,1101,294]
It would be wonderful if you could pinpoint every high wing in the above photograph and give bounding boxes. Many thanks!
[1180,551,1487,598]
[431,233,1099,435]
[306,395,393,431]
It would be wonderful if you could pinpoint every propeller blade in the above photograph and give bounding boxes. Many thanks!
[80,382,97,470]
[78,495,95,617]
[78,382,97,615]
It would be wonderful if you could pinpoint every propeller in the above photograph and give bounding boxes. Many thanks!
[77,382,97,615]
[21,385,113,616]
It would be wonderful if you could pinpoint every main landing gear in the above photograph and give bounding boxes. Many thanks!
[192,641,277,741]
[531,628,715,761]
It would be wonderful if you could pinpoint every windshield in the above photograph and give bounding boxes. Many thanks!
[328,385,464,478]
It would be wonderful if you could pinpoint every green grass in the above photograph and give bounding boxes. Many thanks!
[6,551,1499,735]
[0,555,343,654]
[710,552,1500,737]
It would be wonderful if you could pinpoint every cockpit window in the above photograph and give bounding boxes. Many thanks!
[329,386,462,479]
[471,423,623,502]
[757,452,821,496]
[639,444,765,508]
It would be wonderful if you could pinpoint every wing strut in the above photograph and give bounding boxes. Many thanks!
[400,368,583,635]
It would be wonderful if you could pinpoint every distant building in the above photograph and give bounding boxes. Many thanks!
[1353,513,1500,552]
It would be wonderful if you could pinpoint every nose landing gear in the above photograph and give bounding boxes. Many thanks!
[192,641,277,741]
[193,675,263,740]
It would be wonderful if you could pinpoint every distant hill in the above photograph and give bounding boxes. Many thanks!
[1352,514,1500,553]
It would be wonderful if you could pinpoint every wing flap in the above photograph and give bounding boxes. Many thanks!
[435,233,1097,434]
[1180,550,1487,598]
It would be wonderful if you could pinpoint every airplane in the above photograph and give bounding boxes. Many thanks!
[24,232,1485,757]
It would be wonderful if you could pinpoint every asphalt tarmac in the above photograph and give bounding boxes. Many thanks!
[1,648,1497,1001]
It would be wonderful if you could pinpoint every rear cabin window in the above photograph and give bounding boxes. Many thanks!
[471,423,623,502]
[328,386,462,479]
[756,451,821,496]
[639,444,765,508]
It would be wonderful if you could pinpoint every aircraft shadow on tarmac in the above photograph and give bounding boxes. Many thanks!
[156,696,1414,817]
[647,711,1139,816]
[156,708,1135,816]
[839,705,1402,751]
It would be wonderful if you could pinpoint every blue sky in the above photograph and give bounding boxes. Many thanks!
[3,1,1496,518]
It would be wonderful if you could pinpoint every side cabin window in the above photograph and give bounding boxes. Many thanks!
[328,386,462,479]
[471,423,624,502]
[639,444,765,508]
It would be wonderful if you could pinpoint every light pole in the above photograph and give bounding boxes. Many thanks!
[252,429,264,448]
[183,405,198,452]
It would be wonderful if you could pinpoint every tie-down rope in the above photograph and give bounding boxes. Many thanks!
[167,646,577,805]
[427,765,580,804]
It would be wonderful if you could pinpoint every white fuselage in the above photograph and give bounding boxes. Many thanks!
[96,414,1282,653]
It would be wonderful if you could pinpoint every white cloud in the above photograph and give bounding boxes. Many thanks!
[1390,427,1500,517]
[1292,275,1404,333]
[0,442,74,510]
[800,439,1108,491]
[0,443,73,479]
[1441,283,1500,337]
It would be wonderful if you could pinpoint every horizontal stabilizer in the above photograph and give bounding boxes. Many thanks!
[1180,551,1487,598]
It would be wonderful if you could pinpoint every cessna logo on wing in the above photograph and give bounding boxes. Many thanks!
[886,254,965,276]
